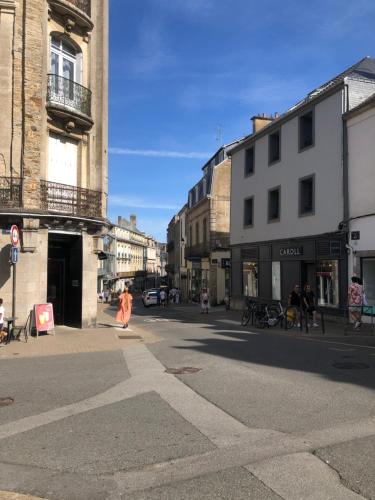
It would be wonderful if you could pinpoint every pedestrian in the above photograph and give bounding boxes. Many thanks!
[348,276,364,329]
[116,287,133,329]
[288,284,301,327]
[103,290,109,303]
[160,289,167,308]
[0,298,6,343]
[302,284,318,327]
[156,288,161,306]
[201,288,210,314]
[224,295,230,310]
[175,289,180,304]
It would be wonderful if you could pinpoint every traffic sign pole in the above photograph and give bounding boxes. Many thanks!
[12,260,16,323]
[10,225,19,326]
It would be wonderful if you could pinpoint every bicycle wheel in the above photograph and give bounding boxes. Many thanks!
[241,309,251,326]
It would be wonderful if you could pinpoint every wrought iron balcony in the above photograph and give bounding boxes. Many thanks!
[0,177,22,209]
[46,74,92,127]
[67,0,91,16]
[48,0,93,31]
[40,180,102,219]
[185,243,211,260]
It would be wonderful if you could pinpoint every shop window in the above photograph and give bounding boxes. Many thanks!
[272,262,281,300]
[299,175,315,216]
[244,146,254,176]
[268,187,280,222]
[269,130,281,164]
[244,197,254,227]
[243,261,258,297]
[299,110,314,150]
[316,260,339,307]
[362,258,375,307]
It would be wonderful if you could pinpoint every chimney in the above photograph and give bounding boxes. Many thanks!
[130,214,137,230]
[251,114,274,134]
[117,216,123,226]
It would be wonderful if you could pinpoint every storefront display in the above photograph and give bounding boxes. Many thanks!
[243,261,258,297]
[362,258,375,306]
[315,260,339,307]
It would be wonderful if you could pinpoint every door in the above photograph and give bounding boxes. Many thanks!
[301,262,316,291]
[47,259,65,324]
[48,134,78,186]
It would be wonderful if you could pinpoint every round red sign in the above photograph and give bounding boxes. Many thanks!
[10,225,19,247]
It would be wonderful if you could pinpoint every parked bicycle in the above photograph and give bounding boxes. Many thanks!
[241,297,257,326]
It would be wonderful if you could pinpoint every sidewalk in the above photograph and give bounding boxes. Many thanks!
[0,304,160,360]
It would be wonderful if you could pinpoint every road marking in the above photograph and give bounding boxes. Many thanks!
[329,347,356,352]
[215,319,241,325]
[246,452,365,500]
[143,318,170,323]
[296,336,375,351]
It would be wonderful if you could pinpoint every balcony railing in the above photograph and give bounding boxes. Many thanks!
[47,74,92,119]
[185,243,211,259]
[40,180,102,218]
[0,177,22,209]
[67,0,91,16]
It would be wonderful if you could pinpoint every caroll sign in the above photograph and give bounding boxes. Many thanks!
[279,246,304,257]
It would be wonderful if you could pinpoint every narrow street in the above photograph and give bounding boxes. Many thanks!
[0,299,375,499]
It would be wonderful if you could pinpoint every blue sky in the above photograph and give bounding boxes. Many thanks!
[108,0,375,242]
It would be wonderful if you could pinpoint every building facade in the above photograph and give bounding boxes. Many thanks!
[185,145,236,305]
[229,57,375,313]
[0,0,108,327]
[345,94,375,311]
[166,205,188,299]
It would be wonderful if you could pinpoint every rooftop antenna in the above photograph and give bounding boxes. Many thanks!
[216,125,222,146]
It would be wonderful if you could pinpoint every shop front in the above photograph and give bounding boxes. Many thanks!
[232,233,347,314]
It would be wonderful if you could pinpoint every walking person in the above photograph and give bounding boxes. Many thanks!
[288,284,301,327]
[160,288,167,308]
[302,283,318,327]
[201,288,210,314]
[348,276,364,329]
[175,288,180,304]
[116,287,133,329]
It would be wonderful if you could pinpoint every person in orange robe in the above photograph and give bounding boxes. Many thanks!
[116,287,133,329]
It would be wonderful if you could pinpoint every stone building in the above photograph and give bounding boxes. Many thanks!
[0,0,108,327]
[185,144,239,304]
[166,205,188,299]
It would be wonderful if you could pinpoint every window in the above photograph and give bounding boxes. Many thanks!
[195,222,199,244]
[244,197,254,227]
[48,133,78,186]
[244,146,254,176]
[243,262,258,297]
[269,130,281,164]
[362,258,375,308]
[299,175,315,215]
[50,36,80,83]
[272,262,281,300]
[203,218,207,244]
[316,260,339,307]
[299,110,314,150]
[268,187,280,221]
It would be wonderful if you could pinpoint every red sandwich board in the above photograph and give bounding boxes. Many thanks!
[34,303,55,336]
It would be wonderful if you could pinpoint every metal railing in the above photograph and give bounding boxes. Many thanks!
[0,176,22,209]
[47,74,92,118]
[185,243,211,259]
[66,0,91,16]
[40,180,102,218]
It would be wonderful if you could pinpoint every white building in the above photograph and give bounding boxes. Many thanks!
[229,57,375,313]
[345,94,375,310]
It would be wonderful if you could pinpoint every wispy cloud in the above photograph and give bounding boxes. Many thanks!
[109,147,209,160]
[109,195,180,211]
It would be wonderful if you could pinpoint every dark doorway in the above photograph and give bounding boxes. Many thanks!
[301,261,316,292]
[47,233,82,327]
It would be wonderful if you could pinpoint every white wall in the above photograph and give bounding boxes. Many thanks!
[230,90,344,245]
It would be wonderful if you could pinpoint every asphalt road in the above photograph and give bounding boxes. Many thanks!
[0,298,374,499]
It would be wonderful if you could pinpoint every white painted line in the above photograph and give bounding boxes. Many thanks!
[247,453,365,500]
[329,347,356,352]
[215,319,241,325]
[296,336,375,351]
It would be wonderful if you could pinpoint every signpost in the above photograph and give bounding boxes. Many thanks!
[10,225,19,323]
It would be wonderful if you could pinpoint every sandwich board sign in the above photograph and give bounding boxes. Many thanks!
[34,303,55,337]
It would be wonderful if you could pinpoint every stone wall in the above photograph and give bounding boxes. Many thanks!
[82,232,98,327]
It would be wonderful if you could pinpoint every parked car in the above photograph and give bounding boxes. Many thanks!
[142,289,159,307]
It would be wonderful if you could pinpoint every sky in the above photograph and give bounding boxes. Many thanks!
[108,0,375,242]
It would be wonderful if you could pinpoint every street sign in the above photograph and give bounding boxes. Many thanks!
[10,225,19,247]
[10,247,19,264]
[351,231,360,241]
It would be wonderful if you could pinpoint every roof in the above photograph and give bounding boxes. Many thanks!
[228,56,375,156]
[343,91,375,120]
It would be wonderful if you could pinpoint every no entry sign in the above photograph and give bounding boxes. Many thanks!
[10,225,19,247]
